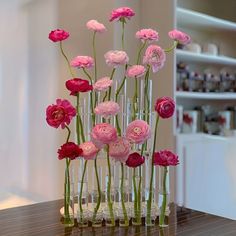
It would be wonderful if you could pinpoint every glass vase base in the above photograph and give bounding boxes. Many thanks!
[119,219,129,227]
[92,221,103,228]
[132,218,142,226]
[63,216,74,227]
[145,220,155,227]
[159,216,169,228]
[105,219,116,227]
[77,221,88,228]
[159,223,169,228]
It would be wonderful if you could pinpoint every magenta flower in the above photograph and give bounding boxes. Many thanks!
[168,29,191,45]
[93,77,113,92]
[143,45,166,73]
[91,123,118,148]
[46,99,76,129]
[153,150,179,166]
[86,20,106,33]
[127,65,146,78]
[104,50,129,67]
[57,142,82,160]
[126,120,151,144]
[48,29,69,42]
[109,137,131,163]
[136,29,159,43]
[65,78,93,96]
[126,152,145,168]
[79,141,99,160]
[70,56,94,69]
[109,7,135,22]
[155,97,175,119]
[95,101,120,118]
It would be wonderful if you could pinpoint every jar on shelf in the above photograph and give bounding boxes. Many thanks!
[204,73,220,92]
[188,71,204,92]
[176,62,189,91]
[218,111,233,135]
[220,68,235,92]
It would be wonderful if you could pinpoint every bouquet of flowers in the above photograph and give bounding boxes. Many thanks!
[46,6,190,228]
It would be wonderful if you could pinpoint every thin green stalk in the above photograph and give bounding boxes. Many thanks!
[137,166,142,223]
[108,68,116,100]
[64,158,70,218]
[136,41,147,64]
[92,32,97,82]
[121,20,125,50]
[132,77,138,120]
[65,125,71,143]
[76,94,81,145]
[164,41,178,53]
[78,115,85,142]
[132,168,138,221]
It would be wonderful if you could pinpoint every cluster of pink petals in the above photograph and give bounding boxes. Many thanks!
[109,137,131,163]
[126,120,151,144]
[48,29,69,42]
[46,99,76,129]
[136,29,159,43]
[57,142,82,160]
[126,152,145,168]
[95,101,120,118]
[109,7,135,22]
[153,150,179,166]
[86,20,106,33]
[65,78,93,95]
[168,29,191,45]
[127,65,146,78]
[155,97,175,119]
[143,45,166,73]
[104,50,129,67]
[79,141,99,160]
[93,77,113,92]
[70,56,94,69]
[91,123,117,148]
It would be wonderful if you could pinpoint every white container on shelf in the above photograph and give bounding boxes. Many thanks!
[182,111,198,133]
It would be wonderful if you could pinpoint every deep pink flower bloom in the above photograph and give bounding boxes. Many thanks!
[109,137,131,163]
[126,120,151,144]
[95,101,120,118]
[91,123,118,148]
[168,29,191,45]
[79,141,99,160]
[143,45,166,73]
[65,78,93,96]
[46,99,76,129]
[127,65,146,78]
[57,142,82,160]
[93,77,113,92]
[153,150,179,166]
[86,20,106,33]
[48,29,69,42]
[109,7,135,22]
[136,29,159,43]
[70,56,94,69]
[126,152,145,168]
[104,50,129,67]
[155,97,175,119]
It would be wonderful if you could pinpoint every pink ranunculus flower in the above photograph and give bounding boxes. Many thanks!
[155,97,175,119]
[136,29,159,43]
[143,45,166,73]
[168,29,191,45]
[109,137,131,163]
[126,120,151,144]
[86,19,106,33]
[126,152,145,168]
[46,99,76,129]
[127,65,146,78]
[65,78,93,95]
[48,29,69,42]
[153,150,179,166]
[94,101,120,118]
[109,7,135,22]
[93,77,113,92]
[70,56,94,69]
[91,123,118,148]
[79,141,99,160]
[57,142,82,160]
[104,50,129,67]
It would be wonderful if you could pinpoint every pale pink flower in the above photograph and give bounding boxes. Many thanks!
[127,65,146,78]
[143,45,166,73]
[136,29,159,43]
[91,123,118,148]
[126,120,151,144]
[109,137,131,163]
[79,141,99,160]
[109,7,135,22]
[104,50,129,67]
[86,20,106,33]
[168,29,191,45]
[93,77,113,92]
[95,101,120,118]
[70,56,94,69]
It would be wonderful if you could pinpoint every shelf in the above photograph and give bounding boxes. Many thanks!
[176,91,236,100]
[177,7,236,32]
[176,133,231,141]
[176,50,236,66]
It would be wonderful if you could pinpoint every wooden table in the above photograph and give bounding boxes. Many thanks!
[0,200,235,236]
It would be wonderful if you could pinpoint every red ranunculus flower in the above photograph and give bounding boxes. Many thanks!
[126,152,145,168]
[65,78,93,96]
[155,97,175,119]
[46,99,76,129]
[57,142,82,160]
[153,150,179,166]
[48,29,70,42]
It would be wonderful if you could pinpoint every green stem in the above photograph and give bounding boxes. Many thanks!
[137,166,142,223]
[108,68,116,100]
[92,32,97,82]
[59,41,75,78]
[136,41,147,64]
[164,41,178,53]
[64,159,70,218]
[132,168,138,221]
[144,66,151,123]
[132,77,138,120]
[65,125,71,143]
[121,20,125,50]
[78,115,85,142]
[76,94,81,145]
